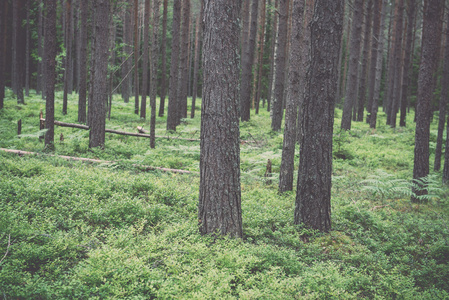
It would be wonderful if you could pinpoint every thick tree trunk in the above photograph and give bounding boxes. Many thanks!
[167,0,182,131]
[44,0,57,148]
[133,0,139,115]
[240,0,259,122]
[158,0,168,116]
[199,0,243,238]
[356,0,373,122]
[77,0,88,123]
[139,0,150,120]
[279,0,304,193]
[190,5,203,119]
[412,0,444,201]
[341,0,364,130]
[271,0,288,131]
[89,0,109,148]
[399,0,416,127]
[295,0,343,232]
[435,11,449,172]
[149,0,160,149]
[177,0,190,122]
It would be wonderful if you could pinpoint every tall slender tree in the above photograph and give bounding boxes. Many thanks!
[158,0,168,117]
[412,0,444,201]
[190,3,203,119]
[167,0,182,131]
[0,0,8,109]
[295,0,343,232]
[240,0,259,122]
[63,0,73,115]
[199,0,243,238]
[133,0,139,115]
[12,0,25,104]
[44,0,57,148]
[122,1,133,103]
[149,0,160,148]
[271,0,289,131]
[341,0,364,130]
[77,0,88,123]
[266,0,278,112]
[279,0,304,193]
[254,0,266,115]
[89,0,110,148]
[177,0,191,122]
[140,0,151,120]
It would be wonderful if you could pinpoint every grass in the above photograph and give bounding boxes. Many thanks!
[1,89,449,299]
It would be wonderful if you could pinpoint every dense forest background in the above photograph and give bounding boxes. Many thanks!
[1,0,449,298]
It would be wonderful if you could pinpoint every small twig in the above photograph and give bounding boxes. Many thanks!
[0,234,11,265]
[370,204,390,211]
[247,132,259,146]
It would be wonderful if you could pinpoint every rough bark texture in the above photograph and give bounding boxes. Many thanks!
[369,0,387,129]
[295,0,343,232]
[240,0,259,122]
[77,0,88,123]
[412,0,444,201]
[89,0,109,148]
[167,0,182,131]
[341,0,363,130]
[149,0,160,149]
[159,0,168,116]
[44,0,57,148]
[140,0,150,120]
[366,0,382,123]
[399,0,416,127]
[177,0,191,122]
[435,11,449,172]
[271,0,288,131]
[199,0,243,238]
[133,0,139,115]
[388,0,405,127]
[279,0,304,193]
[356,0,373,122]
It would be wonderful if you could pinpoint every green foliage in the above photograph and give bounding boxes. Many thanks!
[1,91,449,298]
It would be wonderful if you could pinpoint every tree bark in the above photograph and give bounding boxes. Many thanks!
[77,0,88,123]
[25,0,30,97]
[167,0,182,131]
[12,0,25,104]
[240,0,259,122]
[149,0,160,149]
[271,0,289,131]
[36,0,43,95]
[158,0,168,116]
[139,0,151,120]
[266,0,278,112]
[412,0,444,201]
[44,0,57,148]
[435,10,449,172]
[254,0,266,115]
[399,0,416,127]
[295,0,343,232]
[121,1,133,103]
[63,0,72,115]
[279,0,304,193]
[190,5,203,119]
[199,0,243,238]
[133,0,139,115]
[89,0,109,148]
[341,0,364,130]
[0,1,8,109]
[177,0,191,122]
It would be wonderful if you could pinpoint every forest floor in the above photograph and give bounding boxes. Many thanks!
[1,89,449,299]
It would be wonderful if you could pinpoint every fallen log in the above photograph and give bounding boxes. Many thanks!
[0,148,198,175]
[137,126,200,142]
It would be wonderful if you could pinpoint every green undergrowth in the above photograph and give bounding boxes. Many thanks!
[1,90,449,298]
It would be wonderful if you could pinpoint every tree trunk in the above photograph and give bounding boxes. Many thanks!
[133,0,139,115]
[77,0,88,123]
[177,0,190,122]
[279,0,304,193]
[199,0,243,238]
[190,4,203,119]
[89,0,109,148]
[412,0,444,202]
[366,0,382,123]
[63,0,72,115]
[0,1,8,109]
[370,0,388,129]
[240,0,259,122]
[399,0,416,127]
[87,5,95,127]
[44,0,57,148]
[149,0,160,148]
[12,0,25,104]
[435,10,449,172]
[266,0,278,112]
[341,0,364,130]
[254,0,266,115]
[167,0,182,131]
[271,0,289,131]
[25,0,30,97]
[356,0,373,122]
[121,1,133,103]
[158,0,168,116]
[295,0,343,232]
[36,0,43,95]
[139,0,150,120]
